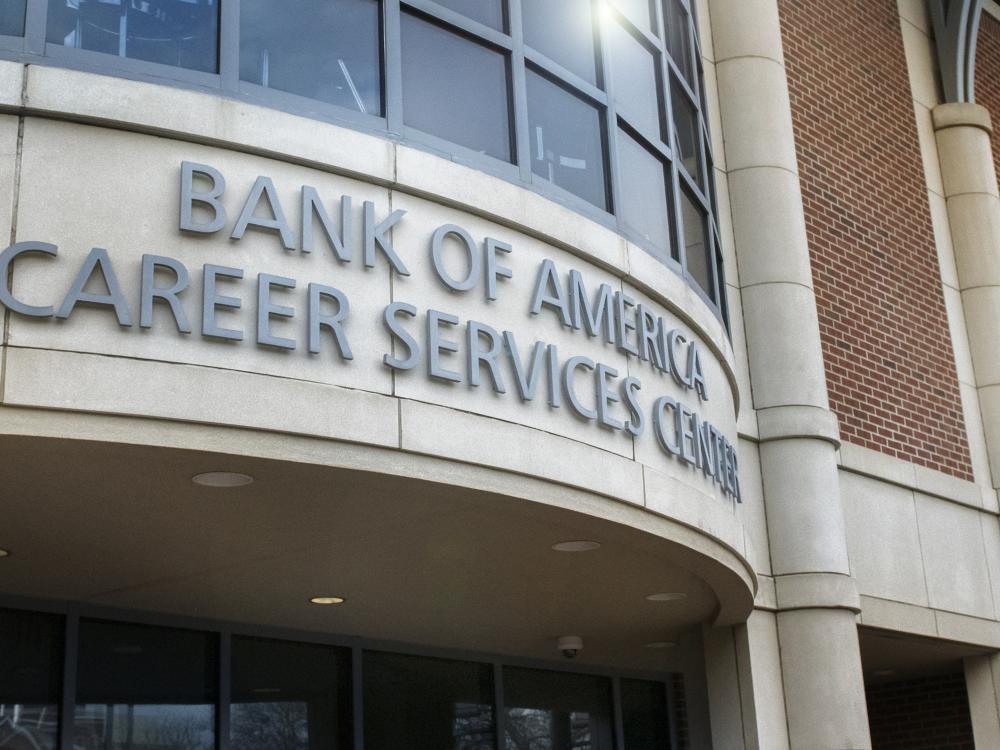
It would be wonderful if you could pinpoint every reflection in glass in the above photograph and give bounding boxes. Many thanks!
[0,609,63,750]
[527,69,607,210]
[363,650,495,750]
[664,0,693,82]
[434,0,504,31]
[620,679,672,749]
[46,0,219,73]
[503,667,614,750]
[610,0,652,33]
[671,84,701,185]
[231,636,352,750]
[73,619,218,750]
[522,0,597,85]
[240,0,381,116]
[401,12,512,162]
[617,129,671,258]
[609,20,662,140]
[681,188,712,295]
[0,1,25,37]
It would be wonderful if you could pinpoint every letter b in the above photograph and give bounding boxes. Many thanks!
[180,161,226,234]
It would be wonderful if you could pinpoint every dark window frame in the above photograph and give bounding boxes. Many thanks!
[0,0,728,327]
[0,601,684,750]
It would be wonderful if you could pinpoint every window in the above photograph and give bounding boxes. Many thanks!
[609,18,663,140]
[0,0,26,37]
[522,0,598,85]
[46,0,219,73]
[617,128,672,258]
[0,608,63,750]
[681,188,712,296]
[239,0,381,116]
[433,0,504,31]
[401,12,512,162]
[0,606,689,750]
[502,667,615,750]
[526,69,608,210]
[620,678,673,749]
[24,0,727,320]
[363,651,496,750]
[73,619,218,750]
[231,636,352,750]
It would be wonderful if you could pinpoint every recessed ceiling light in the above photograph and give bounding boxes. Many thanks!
[551,540,601,552]
[192,472,254,488]
[0,548,9,558]
[645,592,687,602]
[643,641,677,649]
[309,596,346,606]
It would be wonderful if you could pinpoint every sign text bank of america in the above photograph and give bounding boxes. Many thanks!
[0,161,741,502]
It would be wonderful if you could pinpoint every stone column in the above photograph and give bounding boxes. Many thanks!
[964,654,1000,746]
[710,0,871,747]
[934,104,1000,490]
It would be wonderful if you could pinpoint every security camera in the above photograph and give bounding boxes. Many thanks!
[557,635,583,659]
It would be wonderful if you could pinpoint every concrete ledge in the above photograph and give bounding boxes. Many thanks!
[756,404,840,447]
[860,594,1000,648]
[933,102,994,134]
[774,572,861,613]
[839,442,986,511]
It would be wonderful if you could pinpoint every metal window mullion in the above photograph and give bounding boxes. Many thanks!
[57,608,79,750]
[493,662,506,750]
[24,0,47,56]
[402,0,512,49]
[508,0,531,181]
[217,629,231,750]
[658,0,686,265]
[596,0,621,218]
[352,646,365,750]
[384,0,404,133]
[219,0,240,92]
[665,676,681,750]
[611,676,626,750]
[523,47,607,106]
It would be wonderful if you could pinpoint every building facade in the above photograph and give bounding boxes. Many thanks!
[1,0,1000,748]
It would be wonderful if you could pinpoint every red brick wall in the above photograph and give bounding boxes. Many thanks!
[976,14,1000,182]
[866,673,974,750]
[776,0,973,479]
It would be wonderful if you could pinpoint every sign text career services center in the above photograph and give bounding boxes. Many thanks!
[0,161,741,502]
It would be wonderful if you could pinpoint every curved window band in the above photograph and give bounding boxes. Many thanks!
[14,0,727,324]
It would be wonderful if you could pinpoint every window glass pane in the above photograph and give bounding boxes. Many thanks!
[617,129,671,257]
[664,0,693,82]
[433,0,504,30]
[671,84,702,186]
[0,608,63,750]
[363,651,495,750]
[681,189,712,297]
[46,0,219,73]
[609,21,662,140]
[401,13,512,162]
[0,1,25,36]
[609,0,653,34]
[620,679,672,749]
[527,69,607,210]
[502,667,614,750]
[73,619,217,750]
[231,636,351,750]
[240,0,381,116]
[522,0,597,85]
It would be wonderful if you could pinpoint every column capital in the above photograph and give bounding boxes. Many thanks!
[933,102,993,134]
